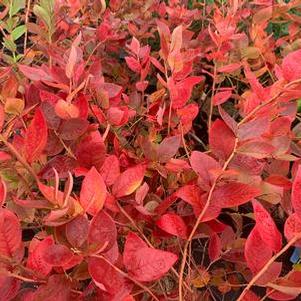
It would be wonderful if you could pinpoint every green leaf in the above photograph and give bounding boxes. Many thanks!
[11,25,26,41]
[9,0,25,17]
[33,4,52,30]
[3,38,16,53]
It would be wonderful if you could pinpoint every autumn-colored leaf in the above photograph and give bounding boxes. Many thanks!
[88,211,117,253]
[284,213,301,247]
[42,244,73,266]
[80,167,107,215]
[282,49,301,82]
[24,108,48,163]
[208,232,222,261]
[212,182,261,208]
[169,76,203,109]
[112,164,146,198]
[100,155,120,186]
[32,275,71,301]
[292,166,301,220]
[27,236,54,276]
[18,64,53,81]
[0,276,20,301]
[156,213,187,238]
[123,232,178,282]
[157,135,181,163]
[75,131,106,171]
[252,200,282,252]
[209,119,236,161]
[65,214,89,248]
[176,184,221,221]
[89,257,132,297]
[213,90,232,106]
[0,209,22,258]
[190,151,220,189]
[58,118,89,140]
[245,227,272,274]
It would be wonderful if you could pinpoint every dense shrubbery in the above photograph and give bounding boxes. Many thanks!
[1,0,301,300]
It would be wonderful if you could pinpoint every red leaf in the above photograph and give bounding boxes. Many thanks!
[0,276,20,301]
[88,211,117,253]
[58,118,89,140]
[135,182,149,205]
[24,108,48,163]
[89,257,132,297]
[0,209,22,258]
[213,90,232,106]
[238,140,275,159]
[128,37,140,55]
[157,135,181,163]
[75,132,106,171]
[55,99,79,119]
[112,164,146,198]
[169,76,203,109]
[156,213,187,239]
[18,64,52,81]
[33,275,71,301]
[65,33,82,79]
[245,227,272,274]
[38,155,76,180]
[252,200,282,252]
[176,184,221,221]
[0,177,7,206]
[80,167,107,215]
[212,182,260,208]
[107,106,129,126]
[284,213,301,247]
[66,215,89,248]
[170,25,182,53]
[237,117,269,141]
[190,151,220,188]
[100,155,120,186]
[27,236,54,276]
[256,262,282,285]
[292,166,301,219]
[123,232,178,282]
[209,119,236,161]
[208,232,222,261]
[125,57,141,73]
[244,63,266,101]
[282,49,301,82]
[42,244,73,266]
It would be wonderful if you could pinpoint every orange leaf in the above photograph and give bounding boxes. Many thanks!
[80,167,107,216]
[24,108,48,163]
[112,164,146,198]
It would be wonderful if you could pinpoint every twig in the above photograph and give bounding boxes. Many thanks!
[23,0,31,53]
